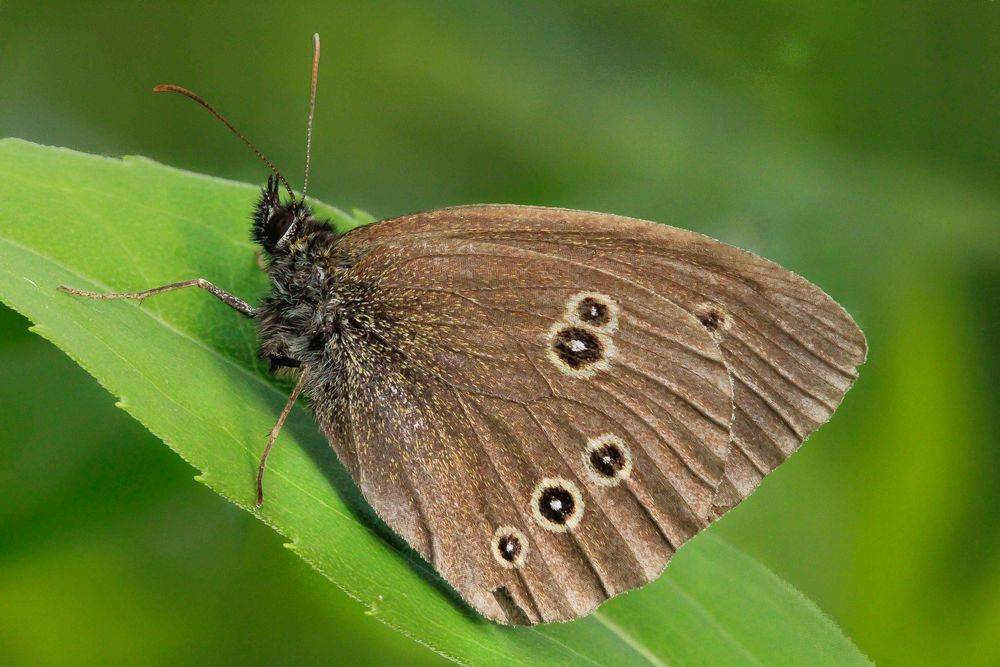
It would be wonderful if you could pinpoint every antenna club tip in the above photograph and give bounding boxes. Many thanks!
[152,84,174,93]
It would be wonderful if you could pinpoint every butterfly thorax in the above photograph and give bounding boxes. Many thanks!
[254,212,355,375]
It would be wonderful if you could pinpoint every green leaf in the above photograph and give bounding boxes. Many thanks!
[0,138,871,666]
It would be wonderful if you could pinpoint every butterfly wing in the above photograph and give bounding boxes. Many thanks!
[344,205,867,520]
[313,234,734,623]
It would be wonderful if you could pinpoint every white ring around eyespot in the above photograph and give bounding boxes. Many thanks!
[544,322,616,380]
[530,477,584,532]
[565,291,620,333]
[491,525,529,569]
[583,434,634,487]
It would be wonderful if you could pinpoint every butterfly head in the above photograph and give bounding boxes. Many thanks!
[154,35,325,259]
[252,175,312,254]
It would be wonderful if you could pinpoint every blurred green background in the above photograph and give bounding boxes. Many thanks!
[1,2,998,665]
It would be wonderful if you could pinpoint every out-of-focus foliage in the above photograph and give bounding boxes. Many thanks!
[0,2,996,665]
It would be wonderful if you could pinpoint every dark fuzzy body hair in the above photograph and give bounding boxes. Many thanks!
[255,215,351,377]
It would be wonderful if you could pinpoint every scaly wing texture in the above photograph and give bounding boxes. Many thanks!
[346,205,867,519]
[310,236,733,623]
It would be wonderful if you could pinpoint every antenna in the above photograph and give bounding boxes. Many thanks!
[301,33,321,204]
[153,84,297,203]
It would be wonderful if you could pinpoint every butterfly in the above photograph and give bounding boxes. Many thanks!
[61,35,866,624]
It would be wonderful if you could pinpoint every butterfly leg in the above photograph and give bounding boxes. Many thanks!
[256,364,311,507]
[59,279,256,318]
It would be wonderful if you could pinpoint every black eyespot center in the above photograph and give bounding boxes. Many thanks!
[496,534,522,562]
[589,444,626,477]
[583,435,633,486]
[698,307,725,331]
[492,526,529,567]
[553,326,603,368]
[538,485,576,524]
[531,478,584,531]
[577,297,611,326]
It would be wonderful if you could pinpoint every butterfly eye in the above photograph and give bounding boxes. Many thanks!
[583,434,633,487]
[530,478,584,532]
[266,210,296,248]
[491,526,529,569]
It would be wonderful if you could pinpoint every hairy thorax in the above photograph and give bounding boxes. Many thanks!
[255,218,356,379]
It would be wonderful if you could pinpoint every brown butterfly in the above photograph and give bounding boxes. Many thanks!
[61,35,866,624]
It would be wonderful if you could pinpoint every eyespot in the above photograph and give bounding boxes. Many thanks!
[695,302,730,334]
[546,323,615,378]
[583,434,633,487]
[491,526,528,569]
[530,478,584,532]
[566,292,619,332]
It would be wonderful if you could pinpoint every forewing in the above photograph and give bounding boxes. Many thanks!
[343,205,867,519]
[314,236,733,623]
